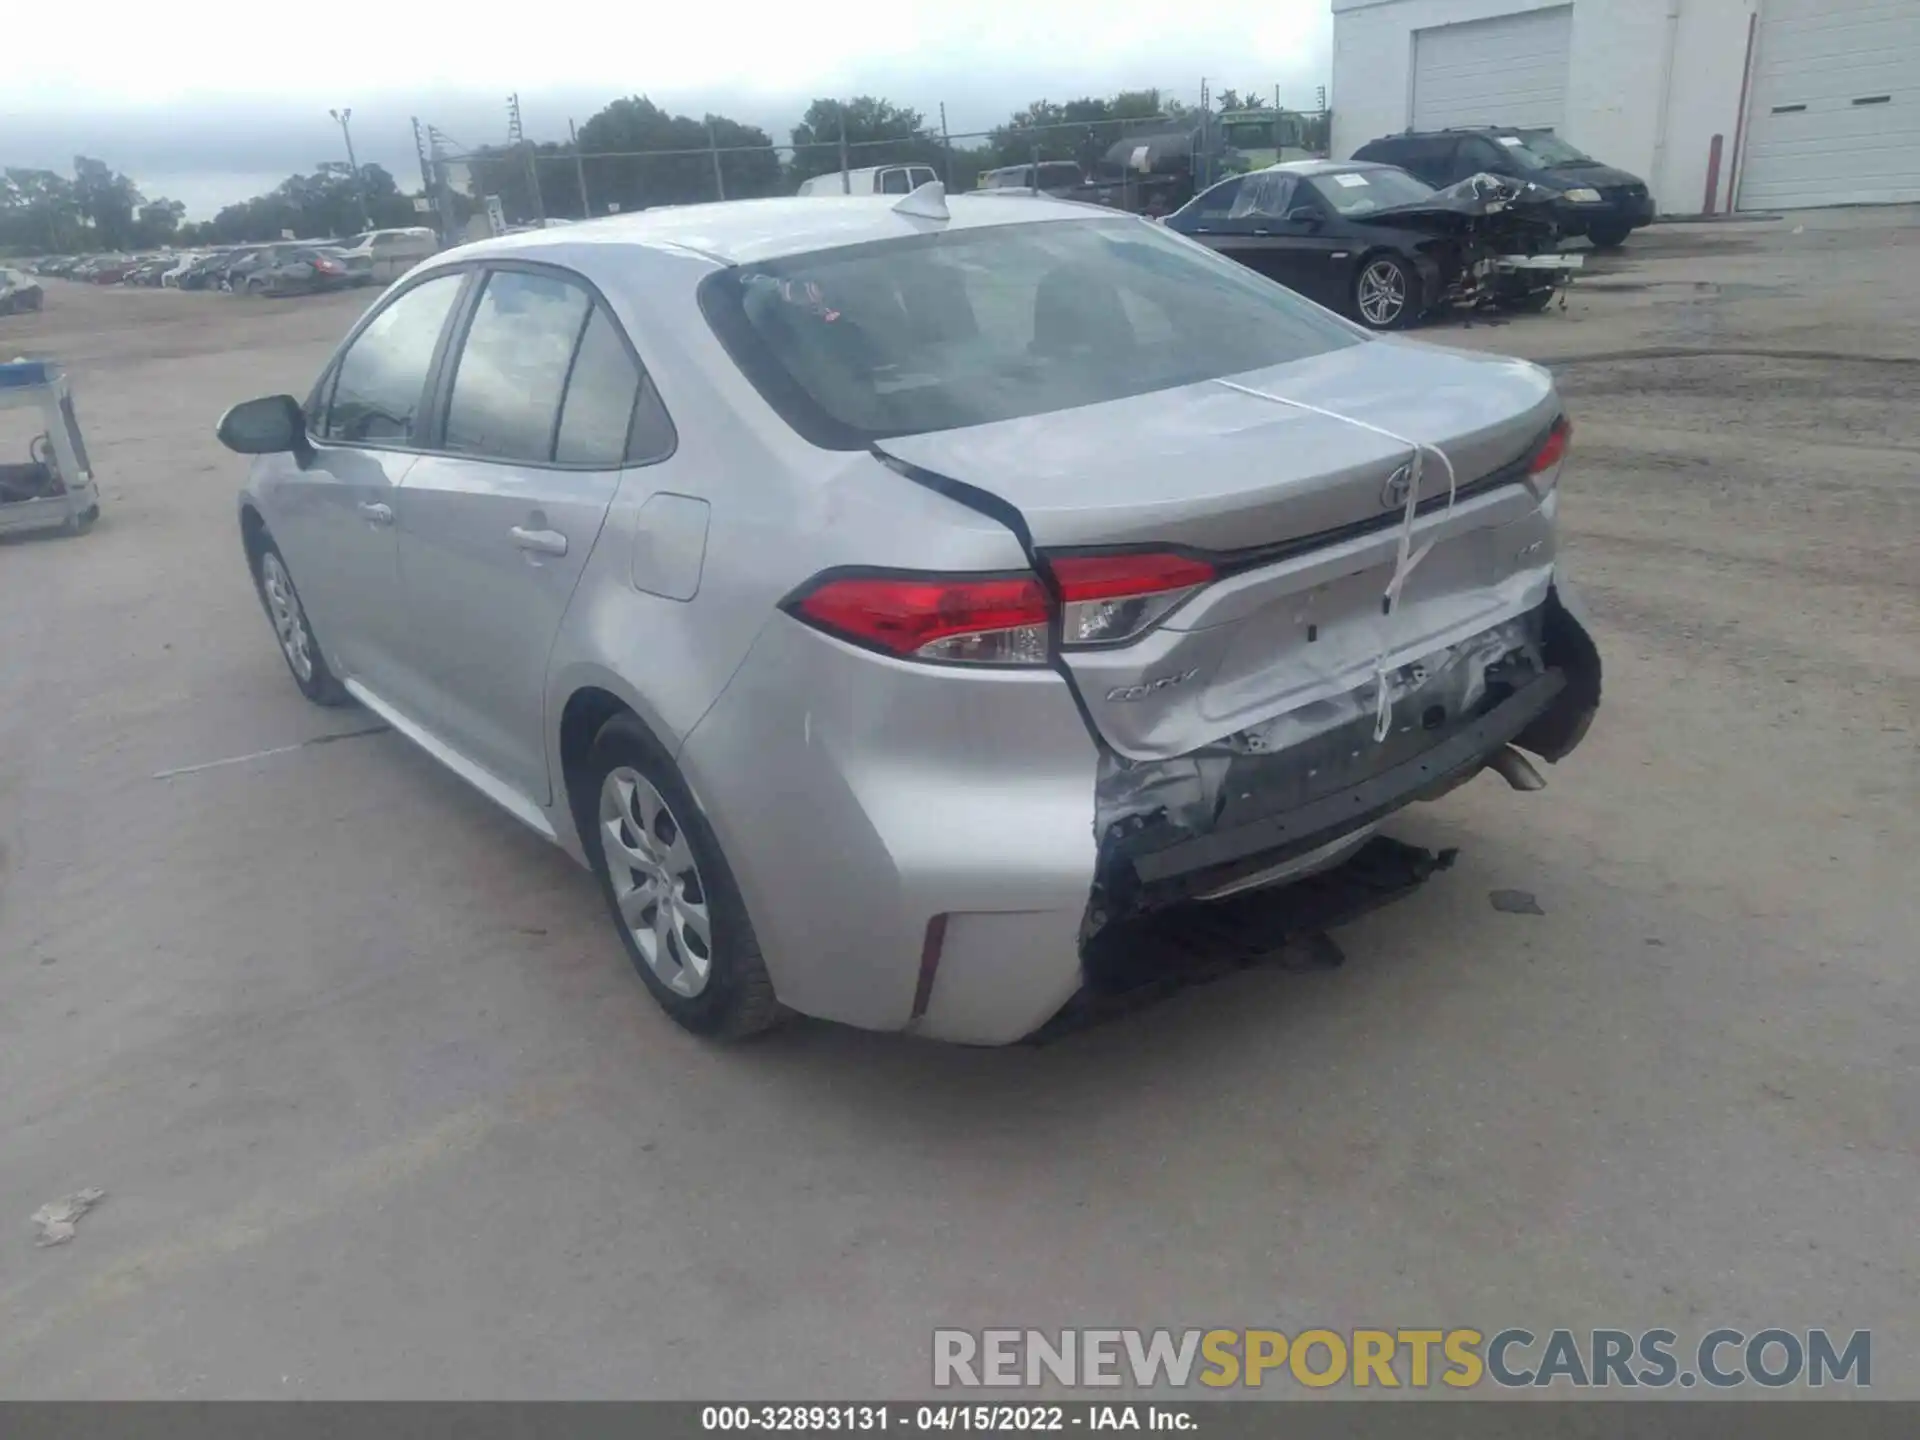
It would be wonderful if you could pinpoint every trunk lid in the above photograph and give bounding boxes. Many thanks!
[878,341,1561,760]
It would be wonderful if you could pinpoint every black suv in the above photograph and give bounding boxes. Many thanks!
[1351,127,1654,247]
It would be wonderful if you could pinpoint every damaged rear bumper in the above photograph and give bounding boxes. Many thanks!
[1090,585,1600,925]
[683,584,1599,1046]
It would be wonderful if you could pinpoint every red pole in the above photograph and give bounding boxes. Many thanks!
[1726,10,1760,213]
[1702,134,1724,215]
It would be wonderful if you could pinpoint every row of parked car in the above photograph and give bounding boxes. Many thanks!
[25,228,443,298]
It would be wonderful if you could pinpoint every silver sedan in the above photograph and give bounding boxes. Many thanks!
[217,186,1600,1045]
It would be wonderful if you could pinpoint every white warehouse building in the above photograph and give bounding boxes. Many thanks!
[1330,0,1920,214]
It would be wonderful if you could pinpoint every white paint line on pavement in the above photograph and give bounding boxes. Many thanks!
[152,723,391,780]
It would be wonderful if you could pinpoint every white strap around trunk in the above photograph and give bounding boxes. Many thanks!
[1213,378,1460,742]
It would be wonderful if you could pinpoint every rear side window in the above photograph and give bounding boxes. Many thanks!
[1187,177,1244,220]
[434,267,674,468]
[700,216,1361,449]
[319,271,465,444]
[1362,136,1459,185]
[442,270,592,463]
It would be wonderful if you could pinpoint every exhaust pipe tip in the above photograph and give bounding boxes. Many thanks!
[1488,745,1547,792]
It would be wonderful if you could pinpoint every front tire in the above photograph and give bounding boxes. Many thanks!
[1353,253,1418,330]
[1588,221,1631,249]
[584,714,781,1039]
[254,543,351,706]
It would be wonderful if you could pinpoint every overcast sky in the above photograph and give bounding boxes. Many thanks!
[4,1,1331,218]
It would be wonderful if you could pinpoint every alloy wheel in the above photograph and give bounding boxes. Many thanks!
[259,552,314,682]
[600,766,713,998]
[1358,260,1408,327]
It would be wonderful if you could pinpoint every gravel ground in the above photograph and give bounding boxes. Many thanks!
[0,209,1914,1400]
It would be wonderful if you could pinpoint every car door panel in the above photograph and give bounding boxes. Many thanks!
[392,456,617,802]
[265,269,467,692]
[260,444,413,688]
[389,267,639,806]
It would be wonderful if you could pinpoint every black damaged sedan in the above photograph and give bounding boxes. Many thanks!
[1163,160,1568,331]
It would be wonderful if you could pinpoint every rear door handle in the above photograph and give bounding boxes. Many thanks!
[357,501,393,525]
[510,525,568,557]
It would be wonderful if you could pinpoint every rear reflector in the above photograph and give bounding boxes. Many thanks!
[1048,550,1216,646]
[788,572,1050,665]
[1529,417,1572,491]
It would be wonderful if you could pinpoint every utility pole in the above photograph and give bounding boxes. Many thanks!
[329,107,370,231]
[939,102,952,190]
[707,120,726,202]
[569,119,591,219]
[411,117,443,241]
[838,109,851,194]
[508,92,545,224]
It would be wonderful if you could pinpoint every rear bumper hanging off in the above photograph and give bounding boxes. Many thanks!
[1090,584,1601,924]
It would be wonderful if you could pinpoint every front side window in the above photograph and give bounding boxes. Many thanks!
[1513,131,1591,167]
[1468,137,1523,172]
[880,168,913,195]
[319,271,464,444]
[442,270,592,463]
[1228,171,1296,220]
[700,216,1361,449]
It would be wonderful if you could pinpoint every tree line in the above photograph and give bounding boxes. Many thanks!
[3,85,1323,253]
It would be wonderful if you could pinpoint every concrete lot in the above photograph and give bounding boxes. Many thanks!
[1,211,1914,1399]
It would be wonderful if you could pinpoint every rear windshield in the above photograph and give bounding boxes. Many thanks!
[699,217,1361,448]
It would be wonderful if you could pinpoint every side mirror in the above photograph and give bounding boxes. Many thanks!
[217,394,308,459]
[1285,207,1322,227]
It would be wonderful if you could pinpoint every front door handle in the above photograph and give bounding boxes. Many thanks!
[510,525,568,557]
[357,501,393,525]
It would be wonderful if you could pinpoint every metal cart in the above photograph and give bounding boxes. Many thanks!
[0,360,99,538]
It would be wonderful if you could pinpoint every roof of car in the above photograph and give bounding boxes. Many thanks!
[1363,126,1527,142]
[1261,159,1404,176]
[441,191,1120,269]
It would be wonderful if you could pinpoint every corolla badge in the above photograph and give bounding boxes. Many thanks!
[1107,669,1200,703]
[1381,463,1415,510]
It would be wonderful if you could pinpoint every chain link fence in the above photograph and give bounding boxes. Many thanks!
[423,103,1332,239]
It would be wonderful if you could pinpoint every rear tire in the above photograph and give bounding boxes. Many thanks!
[1352,253,1419,330]
[583,714,782,1039]
[253,541,351,706]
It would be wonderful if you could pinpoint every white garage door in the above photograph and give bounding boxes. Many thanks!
[1412,7,1572,133]
[1739,0,1920,210]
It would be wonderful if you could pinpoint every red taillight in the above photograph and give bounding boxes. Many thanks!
[786,550,1219,664]
[1048,550,1216,647]
[1049,551,1216,601]
[788,572,1051,665]
[1530,417,1572,478]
